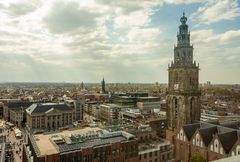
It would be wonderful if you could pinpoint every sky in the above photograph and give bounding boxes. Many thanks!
[0,0,239,84]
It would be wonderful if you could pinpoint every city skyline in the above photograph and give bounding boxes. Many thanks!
[0,0,240,84]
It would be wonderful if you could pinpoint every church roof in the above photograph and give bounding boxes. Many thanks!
[199,126,218,147]
[182,123,200,140]
[218,131,238,154]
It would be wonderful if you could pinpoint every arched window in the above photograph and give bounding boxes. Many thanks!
[190,98,194,122]
[174,98,178,120]
[214,139,219,153]
[175,73,178,83]
[196,133,200,146]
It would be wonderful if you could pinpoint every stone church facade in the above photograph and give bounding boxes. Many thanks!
[166,12,201,132]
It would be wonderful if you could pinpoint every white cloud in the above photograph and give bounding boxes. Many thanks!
[0,0,238,83]
[113,9,153,29]
[191,0,240,24]
[127,27,161,43]
[43,1,102,34]
[191,29,240,44]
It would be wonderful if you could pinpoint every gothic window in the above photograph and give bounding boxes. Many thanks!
[214,139,219,153]
[190,98,194,122]
[175,73,178,83]
[196,133,200,146]
[174,98,178,119]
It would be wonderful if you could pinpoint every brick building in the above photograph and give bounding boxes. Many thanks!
[174,122,240,162]
[23,127,139,162]
[124,125,174,162]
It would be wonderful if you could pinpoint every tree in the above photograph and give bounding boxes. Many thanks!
[191,154,207,162]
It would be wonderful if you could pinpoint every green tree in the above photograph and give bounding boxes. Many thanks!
[191,154,207,162]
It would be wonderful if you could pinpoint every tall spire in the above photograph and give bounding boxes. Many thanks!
[180,11,187,24]
[101,77,106,93]
[174,12,193,65]
[177,11,189,46]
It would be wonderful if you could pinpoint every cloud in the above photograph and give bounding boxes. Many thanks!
[43,1,101,34]
[127,27,161,43]
[113,9,153,28]
[191,0,240,24]
[0,0,239,83]
[7,3,37,17]
[191,29,240,44]
[0,1,40,17]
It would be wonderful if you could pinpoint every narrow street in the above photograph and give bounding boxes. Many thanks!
[4,126,24,162]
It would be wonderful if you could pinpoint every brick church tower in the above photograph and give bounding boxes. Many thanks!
[166,12,201,132]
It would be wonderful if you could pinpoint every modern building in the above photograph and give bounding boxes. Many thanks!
[166,12,201,133]
[23,127,139,162]
[120,109,143,123]
[26,103,74,131]
[137,100,161,114]
[65,99,84,122]
[201,109,240,123]
[98,104,129,121]
[84,101,98,115]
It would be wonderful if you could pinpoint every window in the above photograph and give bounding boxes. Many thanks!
[149,152,152,157]
[162,154,165,161]
[210,144,213,151]
[220,147,223,154]
[214,139,219,153]
[144,153,147,159]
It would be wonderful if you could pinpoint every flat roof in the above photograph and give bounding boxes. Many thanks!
[138,139,170,154]
[31,127,134,156]
[33,127,101,156]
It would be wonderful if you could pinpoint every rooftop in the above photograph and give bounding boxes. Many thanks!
[29,127,135,156]
[138,138,171,154]
[26,103,72,114]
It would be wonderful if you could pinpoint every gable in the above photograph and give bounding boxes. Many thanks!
[177,128,187,142]
[191,130,204,148]
[209,136,225,155]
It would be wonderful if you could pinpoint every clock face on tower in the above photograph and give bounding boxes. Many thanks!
[174,84,179,90]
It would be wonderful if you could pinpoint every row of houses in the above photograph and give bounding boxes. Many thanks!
[174,122,240,162]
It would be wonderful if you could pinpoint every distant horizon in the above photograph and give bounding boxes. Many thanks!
[0,81,239,85]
